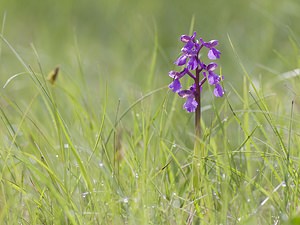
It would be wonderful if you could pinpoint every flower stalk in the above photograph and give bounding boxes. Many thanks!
[168,31,224,194]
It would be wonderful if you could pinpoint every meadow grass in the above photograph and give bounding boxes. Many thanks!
[1,1,300,224]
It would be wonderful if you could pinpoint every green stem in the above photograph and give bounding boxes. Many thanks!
[192,68,212,221]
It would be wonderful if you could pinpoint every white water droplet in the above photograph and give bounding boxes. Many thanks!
[82,192,89,198]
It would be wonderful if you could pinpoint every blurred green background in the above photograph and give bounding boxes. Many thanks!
[1,0,300,116]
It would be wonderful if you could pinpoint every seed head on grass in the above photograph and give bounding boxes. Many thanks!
[168,31,224,113]
[47,66,60,85]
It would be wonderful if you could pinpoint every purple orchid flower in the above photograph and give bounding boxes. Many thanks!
[168,31,225,112]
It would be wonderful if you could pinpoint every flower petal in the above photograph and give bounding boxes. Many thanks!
[181,35,191,43]
[208,48,221,60]
[207,40,218,48]
[181,41,194,53]
[208,72,219,85]
[168,70,179,78]
[181,32,197,43]
[200,38,218,48]
[175,55,187,66]
[183,96,198,112]
[178,89,193,98]
[207,62,218,71]
[187,56,198,70]
[169,79,181,93]
[208,49,216,60]
[214,84,224,97]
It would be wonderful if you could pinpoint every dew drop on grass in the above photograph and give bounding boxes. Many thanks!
[64,143,69,149]
[82,192,89,198]
[135,173,139,179]
[123,198,129,203]
[222,173,226,180]
[99,162,104,167]
[55,154,59,158]
[272,216,280,225]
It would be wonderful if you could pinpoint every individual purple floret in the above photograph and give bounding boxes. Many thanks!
[178,85,198,112]
[168,31,224,112]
